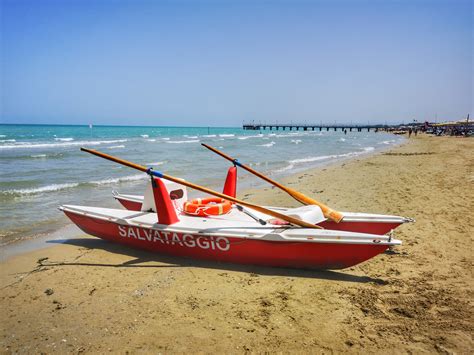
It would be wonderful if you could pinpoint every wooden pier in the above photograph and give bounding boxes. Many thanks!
[243,123,389,132]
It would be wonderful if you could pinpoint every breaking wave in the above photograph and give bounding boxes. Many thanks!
[237,134,263,140]
[378,140,396,145]
[289,155,334,164]
[1,183,80,196]
[0,139,128,150]
[1,174,147,196]
[166,139,200,144]
[54,137,74,142]
[89,174,146,185]
[273,133,306,138]
[290,147,376,164]
[274,163,295,173]
[258,141,276,147]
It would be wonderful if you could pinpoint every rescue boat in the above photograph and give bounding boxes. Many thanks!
[61,177,401,270]
[59,148,403,270]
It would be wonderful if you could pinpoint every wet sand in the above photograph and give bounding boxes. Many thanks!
[1,134,473,353]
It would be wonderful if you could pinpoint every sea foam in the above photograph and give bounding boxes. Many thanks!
[258,141,276,147]
[237,134,263,140]
[290,147,376,164]
[166,139,199,144]
[89,174,146,185]
[2,183,79,196]
[0,139,128,150]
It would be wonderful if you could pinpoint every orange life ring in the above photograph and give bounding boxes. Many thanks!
[183,197,232,217]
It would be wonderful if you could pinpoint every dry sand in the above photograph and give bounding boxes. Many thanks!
[1,134,473,353]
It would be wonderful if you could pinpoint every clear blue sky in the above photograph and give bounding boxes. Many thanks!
[1,0,472,126]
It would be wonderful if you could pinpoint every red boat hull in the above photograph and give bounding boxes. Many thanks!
[64,211,389,270]
[115,197,401,235]
[116,198,142,211]
[318,220,401,235]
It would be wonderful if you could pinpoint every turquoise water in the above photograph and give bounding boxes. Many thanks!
[0,124,404,244]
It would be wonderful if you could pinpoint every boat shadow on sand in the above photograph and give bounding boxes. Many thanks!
[47,238,388,285]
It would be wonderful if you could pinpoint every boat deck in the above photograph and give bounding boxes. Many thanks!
[60,204,401,246]
[115,193,412,224]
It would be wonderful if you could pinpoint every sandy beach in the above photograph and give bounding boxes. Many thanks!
[1,134,472,353]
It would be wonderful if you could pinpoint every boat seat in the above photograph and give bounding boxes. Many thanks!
[280,205,325,225]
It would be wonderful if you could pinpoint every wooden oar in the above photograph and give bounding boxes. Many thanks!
[80,147,322,229]
[201,143,344,223]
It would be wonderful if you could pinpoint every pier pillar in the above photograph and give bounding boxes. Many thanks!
[304,127,307,131]
[326,127,329,131]
[319,127,322,131]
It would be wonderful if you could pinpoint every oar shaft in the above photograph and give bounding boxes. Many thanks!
[201,143,287,190]
[81,148,148,173]
[80,148,321,229]
[201,143,344,223]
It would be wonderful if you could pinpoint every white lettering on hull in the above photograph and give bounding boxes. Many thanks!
[117,226,230,252]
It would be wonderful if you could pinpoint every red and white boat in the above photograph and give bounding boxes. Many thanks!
[61,177,401,270]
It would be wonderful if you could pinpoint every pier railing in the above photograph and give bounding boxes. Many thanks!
[242,123,390,132]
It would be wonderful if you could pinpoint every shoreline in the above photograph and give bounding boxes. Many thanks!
[1,134,472,353]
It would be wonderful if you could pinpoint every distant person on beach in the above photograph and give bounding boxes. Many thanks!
[344,129,347,135]
[414,128,418,136]
[408,128,412,137]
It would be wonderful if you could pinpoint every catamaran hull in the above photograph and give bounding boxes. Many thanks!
[116,197,142,211]
[64,210,389,270]
[317,220,402,235]
[114,195,404,235]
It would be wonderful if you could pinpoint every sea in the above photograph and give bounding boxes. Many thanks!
[0,124,404,246]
